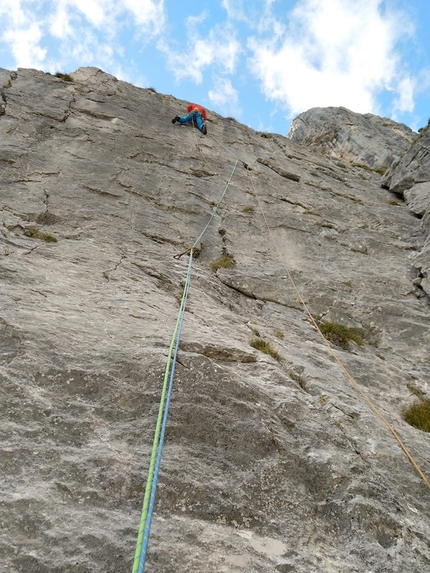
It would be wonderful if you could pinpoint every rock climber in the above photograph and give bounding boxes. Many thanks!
[172,103,207,135]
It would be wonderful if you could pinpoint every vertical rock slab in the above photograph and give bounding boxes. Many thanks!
[1,68,430,573]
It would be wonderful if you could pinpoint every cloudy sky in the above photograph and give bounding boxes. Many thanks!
[1,0,429,134]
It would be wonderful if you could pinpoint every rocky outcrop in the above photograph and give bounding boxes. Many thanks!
[381,126,430,299]
[287,106,416,171]
[381,127,430,198]
[1,68,430,573]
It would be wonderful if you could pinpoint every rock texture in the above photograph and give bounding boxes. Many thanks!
[287,106,416,171]
[381,127,430,299]
[1,67,430,573]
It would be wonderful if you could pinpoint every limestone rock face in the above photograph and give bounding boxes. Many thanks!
[380,126,430,299]
[1,68,430,573]
[287,106,416,171]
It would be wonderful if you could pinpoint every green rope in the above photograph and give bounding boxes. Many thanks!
[132,253,193,573]
[192,158,238,248]
[208,133,237,161]
[133,149,239,571]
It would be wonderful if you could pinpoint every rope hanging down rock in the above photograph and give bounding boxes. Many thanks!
[132,252,193,573]
[243,158,430,490]
[174,158,238,259]
[207,129,430,491]
[133,155,239,573]
[134,115,429,572]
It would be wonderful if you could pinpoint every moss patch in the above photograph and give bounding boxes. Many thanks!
[210,253,235,270]
[25,228,57,242]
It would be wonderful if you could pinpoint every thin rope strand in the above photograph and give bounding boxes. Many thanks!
[192,159,238,249]
[246,166,430,489]
[132,255,194,573]
[133,139,239,571]
[136,252,193,573]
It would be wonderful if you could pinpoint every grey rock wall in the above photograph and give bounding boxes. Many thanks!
[1,67,430,573]
[287,106,415,171]
[381,127,430,298]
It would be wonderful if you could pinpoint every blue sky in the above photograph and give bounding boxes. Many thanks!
[1,0,429,134]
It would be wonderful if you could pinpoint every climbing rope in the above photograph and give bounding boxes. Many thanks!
[248,166,430,488]
[174,158,238,259]
[209,131,430,489]
[133,116,429,572]
[191,116,211,168]
[133,144,239,572]
[132,251,193,573]
[209,133,250,170]
[132,252,193,573]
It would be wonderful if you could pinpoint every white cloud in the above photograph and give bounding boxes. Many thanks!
[3,22,47,69]
[68,0,108,28]
[159,17,241,84]
[0,0,26,25]
[0,2,45,68]
[222,0,258,23]
[0,0,166,72]
[48,1,73,39]
[248,0,414,118]
[392,76,415,116]
[67,28,115,67]
[123,0,165,32]
[208,77,241,116]
[47,0,165,35]
[221,0,277,32]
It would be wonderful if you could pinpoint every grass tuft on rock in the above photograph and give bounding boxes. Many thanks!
[351,162,386,175]
[407,383,425,399]
[210,253,235,270]
[388,198,402,206]
[25,229,57,242]
[289,370,308,392]
[319,321,364,350]
[55,72,73,82]
[403,400,430,432]
[250,337,281,361]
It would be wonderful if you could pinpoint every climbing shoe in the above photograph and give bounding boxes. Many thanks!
[202,124,207,135]
[172,116,179,123]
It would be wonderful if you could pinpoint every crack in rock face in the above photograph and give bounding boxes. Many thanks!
[1,67,430,573]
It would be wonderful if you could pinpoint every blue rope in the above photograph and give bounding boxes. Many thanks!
[133,154,239,572]
[136,251,193,573]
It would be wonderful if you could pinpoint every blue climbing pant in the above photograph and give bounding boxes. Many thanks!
[178,111,205,133]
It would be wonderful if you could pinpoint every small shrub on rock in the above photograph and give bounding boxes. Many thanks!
[55,72,73,82]
[388,198,402,206]
[250,337,281,361]
[319,322,364,350]
[25,228,57,242]
[403,400,430,432]
[210,253,235,270]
